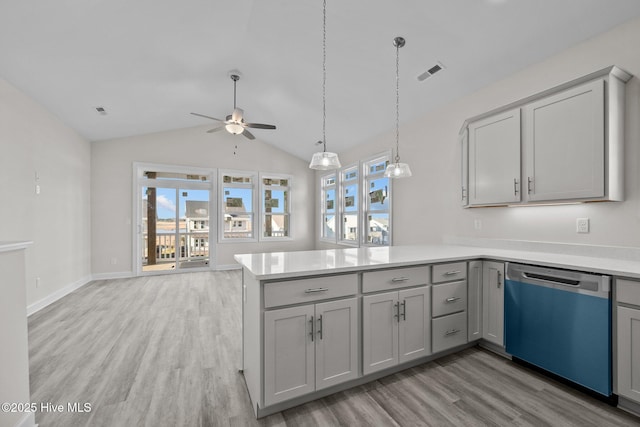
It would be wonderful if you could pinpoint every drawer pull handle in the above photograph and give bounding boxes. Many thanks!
[445,329,461,336]
[391,277,410,283]
[305,287,329,293]
[444,270,461,276]
[445,297,460,303]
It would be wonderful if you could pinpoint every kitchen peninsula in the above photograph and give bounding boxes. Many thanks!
[235,243,640,418]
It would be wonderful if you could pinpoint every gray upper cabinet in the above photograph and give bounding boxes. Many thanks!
[524,79,605,202]
[461,65,631,207]
[468,109,521,206]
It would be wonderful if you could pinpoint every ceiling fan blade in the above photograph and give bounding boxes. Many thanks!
[191,112,224,122]
[246,122,276,130]
[206,126,224,133]
[231,108,244,122]
[242,129,256,140]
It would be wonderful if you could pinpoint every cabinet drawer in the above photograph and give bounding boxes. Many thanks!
[432,280,467,317]
[362,266,429,293]
[264,274,357,308]
[617,279,640,307]
[432,262,467,283]
[432,311,468,353]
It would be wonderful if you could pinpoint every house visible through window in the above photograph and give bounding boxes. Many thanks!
[320,174,336,241]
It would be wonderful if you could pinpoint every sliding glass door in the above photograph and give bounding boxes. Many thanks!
[136,165,214,275]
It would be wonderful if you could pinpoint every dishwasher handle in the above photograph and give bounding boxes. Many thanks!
[522,272,580,287]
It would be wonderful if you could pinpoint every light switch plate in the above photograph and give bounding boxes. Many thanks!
[576,218,590,233]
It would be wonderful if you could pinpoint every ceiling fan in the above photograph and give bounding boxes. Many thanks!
[191,74,276,140]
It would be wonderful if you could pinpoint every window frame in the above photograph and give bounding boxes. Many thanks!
[218,169,258,243]
[361,152,392,247]
[317,150,392,248]
[319,172,337,244]
[259,173,293,241]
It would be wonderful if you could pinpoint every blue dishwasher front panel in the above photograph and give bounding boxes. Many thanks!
[505,279,611,396]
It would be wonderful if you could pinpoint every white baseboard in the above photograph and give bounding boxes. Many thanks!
[216,264,242,271]
[27,275,92,316]
[91,271,134,280]
[15,412,37,427]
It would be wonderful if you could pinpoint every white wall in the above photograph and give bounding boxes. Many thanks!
[327,16,640,249]
[0,78,92,307]
[91,126,315,274]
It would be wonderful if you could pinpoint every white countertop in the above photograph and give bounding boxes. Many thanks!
[0,241,32,253]
[234,244,640,281]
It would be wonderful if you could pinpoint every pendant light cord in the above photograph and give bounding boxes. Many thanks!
[395,39,401,163]
[322,0,327,153]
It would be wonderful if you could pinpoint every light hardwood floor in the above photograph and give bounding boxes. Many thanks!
[28,271,640,427]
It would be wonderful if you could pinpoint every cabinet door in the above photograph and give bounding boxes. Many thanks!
[467,261,483,341]
[315,298,359,391]
[398,286,431,363]
[363,292,399,375]
[482,261,504,346]
[617,306,640,402]
[264,305,315,406]
[524,79,604,201]
[468,108,521,205]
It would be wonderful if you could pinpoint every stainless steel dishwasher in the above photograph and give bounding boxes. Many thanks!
[505,263,612,398]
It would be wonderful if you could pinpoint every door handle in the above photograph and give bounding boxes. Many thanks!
[393,302,399,321]
[514,178,519,196]
[497,271,502,288]
[309,316,314,342]
[317,315,323,340]
[401,300,406,321]
[527,177,533,194]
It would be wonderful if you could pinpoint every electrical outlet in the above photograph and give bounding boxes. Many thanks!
[110,257,117,265]
[474,219,482,230]
[35,277,40,288]
[576,218,590,233]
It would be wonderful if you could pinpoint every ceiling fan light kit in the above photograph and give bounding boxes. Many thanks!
[384,36,412,179]
[309,0,341,171]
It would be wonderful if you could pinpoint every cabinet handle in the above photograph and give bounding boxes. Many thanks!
[391,277,409,283]
[305,287,328,293]
[309,316,314,342]
[514,178,519,196]
[445,297,460,303]
[394,302,399,321]
[527,177,533,194]
[317,315,323,340]
[497,271,502,289]
[461,187,467,201]
[445,329,461,336]
[401,300,406,321]
[444,270,461,276]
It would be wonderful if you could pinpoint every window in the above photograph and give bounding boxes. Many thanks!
[261,175,292,240]
[317,151,392,247]
[219,170,256,242]
[339,165,359,245]
[363,155,391,245]
[320,173,337,242]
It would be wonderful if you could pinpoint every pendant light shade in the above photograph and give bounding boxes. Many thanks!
[309,150,341,170]
[384,36,412,179]
[309,0,341,170]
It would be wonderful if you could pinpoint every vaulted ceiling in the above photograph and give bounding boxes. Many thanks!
[2,0,640,161]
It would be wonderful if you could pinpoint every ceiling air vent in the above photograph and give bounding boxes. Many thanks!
[417,62,445,81]
[95,106,107,115]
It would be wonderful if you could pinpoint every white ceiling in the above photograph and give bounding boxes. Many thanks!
[1,0,640,161]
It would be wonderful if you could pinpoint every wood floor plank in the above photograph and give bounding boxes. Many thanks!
[28,271,640,427]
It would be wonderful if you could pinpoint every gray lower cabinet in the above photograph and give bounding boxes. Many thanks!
[482,261,505,347]
[362,286,431,375]
[467,260,483,341]
[264,297,358,406]
[616,279,640,404]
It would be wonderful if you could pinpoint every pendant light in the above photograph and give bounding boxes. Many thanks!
[309,0,341,170]
[384,36,412,178]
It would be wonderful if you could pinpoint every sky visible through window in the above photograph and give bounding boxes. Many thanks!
[143,188,211,220]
